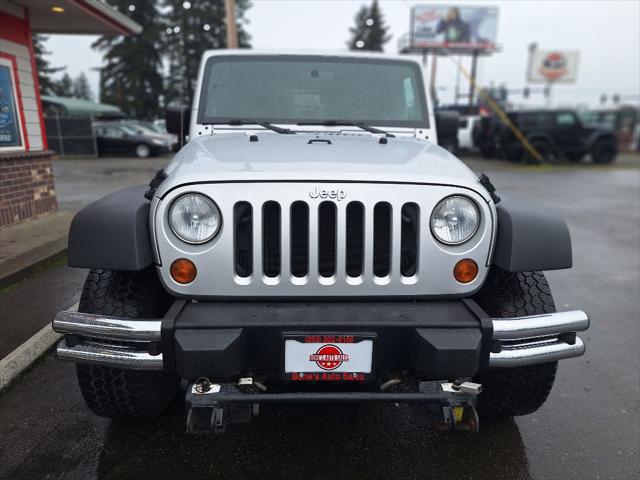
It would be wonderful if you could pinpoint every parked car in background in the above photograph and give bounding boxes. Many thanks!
[93,123,173,158]
[120,121,179,151]
[153,119,168,133]
[474,109,618,164]
[579,105,639,152]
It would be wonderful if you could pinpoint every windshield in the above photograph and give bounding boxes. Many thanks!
[197,55,428,128]
[136,125,160,135]
[119,125,140,135]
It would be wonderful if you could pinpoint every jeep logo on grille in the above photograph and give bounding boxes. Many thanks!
[309,186,347,201]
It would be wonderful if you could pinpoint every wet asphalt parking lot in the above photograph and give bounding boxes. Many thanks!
[1,155,639,480]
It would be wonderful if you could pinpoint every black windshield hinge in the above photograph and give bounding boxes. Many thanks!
[144,169,168,200]
[479,173,501,204]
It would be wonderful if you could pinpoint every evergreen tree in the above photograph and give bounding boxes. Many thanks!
[92,1,164,119]
[54,73,74,97]
[72,72,93,101]
[163,0,251,106]
[32,35,65,95]
[347,0,391,52]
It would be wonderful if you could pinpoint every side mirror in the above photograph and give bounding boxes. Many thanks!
[435,110,461,151]
[166,105,191,147]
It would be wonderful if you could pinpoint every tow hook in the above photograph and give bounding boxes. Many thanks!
[430,380,482,433]
[186,378,263,434]
[237,377,267,394]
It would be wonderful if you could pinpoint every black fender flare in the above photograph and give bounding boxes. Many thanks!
[492,194,572,272]
[586,130,616,150]
[68,185,154,271]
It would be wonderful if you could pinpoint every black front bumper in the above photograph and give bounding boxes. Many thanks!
[53,299,588,377]
[163,300,492,380]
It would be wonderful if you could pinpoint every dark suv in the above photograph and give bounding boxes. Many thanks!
[473,109,617,164]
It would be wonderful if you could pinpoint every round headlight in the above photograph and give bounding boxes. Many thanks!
[169,193,221,244]
[430,195,480,245]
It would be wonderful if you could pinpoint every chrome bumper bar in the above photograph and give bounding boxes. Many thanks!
[489,310,589,367]
[53,311,164,371]
[52,308,589,371]
[56,341,164,370]
[53,311,162,342]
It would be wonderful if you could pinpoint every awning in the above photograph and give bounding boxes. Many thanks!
[41,95,124,118]
[10,0,142,35]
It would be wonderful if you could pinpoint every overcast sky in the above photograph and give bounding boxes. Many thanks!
[46,0,640,109]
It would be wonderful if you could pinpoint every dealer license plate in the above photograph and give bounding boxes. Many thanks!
[284,333,374,381]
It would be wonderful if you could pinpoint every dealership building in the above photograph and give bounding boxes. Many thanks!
[0,0,140,227]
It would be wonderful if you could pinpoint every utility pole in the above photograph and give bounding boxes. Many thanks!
[454,55,462,105]
[225,0,238,49]
[467,50,478,114]
[429,53,438,108]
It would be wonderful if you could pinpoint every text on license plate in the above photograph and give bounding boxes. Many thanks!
[284,337,373,374]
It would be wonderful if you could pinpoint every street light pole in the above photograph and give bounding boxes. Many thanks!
[225,0,238,48]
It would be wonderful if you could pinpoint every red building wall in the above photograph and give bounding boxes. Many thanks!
[0,5,57,227]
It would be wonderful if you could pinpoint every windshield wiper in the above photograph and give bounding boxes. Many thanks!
[212,119,296,134]
[297,120,395,138]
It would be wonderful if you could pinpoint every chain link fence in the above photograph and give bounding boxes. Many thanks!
[44,116,98,157]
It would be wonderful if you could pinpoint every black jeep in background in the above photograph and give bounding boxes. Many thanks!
[473,109,618,164]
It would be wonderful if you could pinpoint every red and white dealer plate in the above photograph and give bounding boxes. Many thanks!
[284,334,374,377]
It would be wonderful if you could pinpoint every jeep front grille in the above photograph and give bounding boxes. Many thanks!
[155,182,493,297]
[234,199,419,282]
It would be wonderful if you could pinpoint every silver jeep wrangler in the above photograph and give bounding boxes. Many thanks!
[53,52,589,433]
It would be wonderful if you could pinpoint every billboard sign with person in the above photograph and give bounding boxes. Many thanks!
[528,50,580,83]
[410,5,498,52]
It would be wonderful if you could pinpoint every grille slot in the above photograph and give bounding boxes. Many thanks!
[290,201,309,277]
[400,203,420,277]
[262,201,281,277]
[346,202,364,277]
[318,201,337,277]
[233,202,253,277]
[373,202,392,277]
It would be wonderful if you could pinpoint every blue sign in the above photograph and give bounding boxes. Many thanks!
[0,64,22,148]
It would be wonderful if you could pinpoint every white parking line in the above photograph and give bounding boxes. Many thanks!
[0,302,79,391]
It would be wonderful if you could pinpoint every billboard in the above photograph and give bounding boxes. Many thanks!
[410,5,498,52]
[528,50,580,84]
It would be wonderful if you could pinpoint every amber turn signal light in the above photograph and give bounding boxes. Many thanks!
[453,258,478,284]
[170,258,197,284]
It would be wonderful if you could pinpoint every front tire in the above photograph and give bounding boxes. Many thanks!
[591,139,617,164]
[135,143,151,158]
[473,268,558,417]
[75,268,178,419]
[525,139,557,164]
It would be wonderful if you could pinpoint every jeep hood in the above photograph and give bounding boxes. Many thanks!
[156,132,489,200]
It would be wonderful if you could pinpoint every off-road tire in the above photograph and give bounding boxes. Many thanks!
[525,139,556,164]
[473,268,558,417]
[75,268,178,419]
[591,139,617,164]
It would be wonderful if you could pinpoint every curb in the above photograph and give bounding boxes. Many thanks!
[0,303,78,392]
[0,237,68,290]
